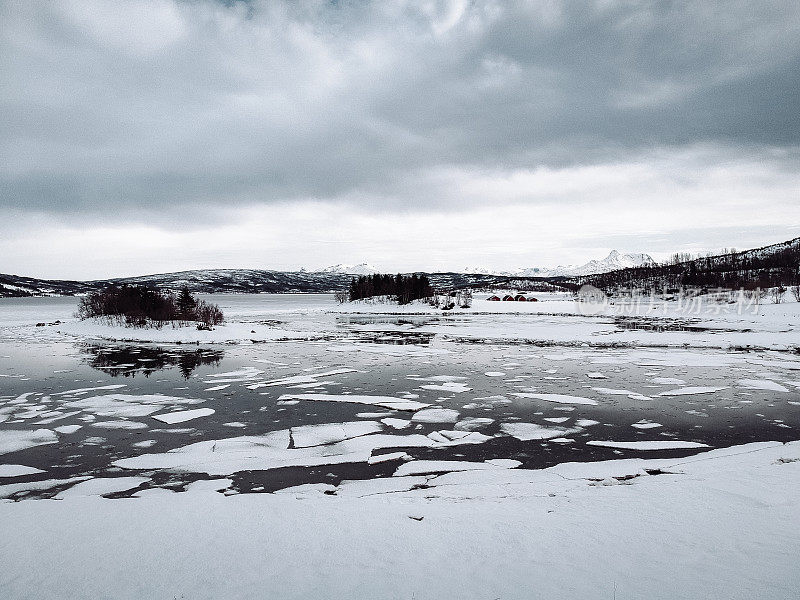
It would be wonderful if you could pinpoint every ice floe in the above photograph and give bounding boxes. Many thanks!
[151,408,215,424]
[54,476,149,499]
[0,476,90,499]
[65,393,206,418]
[411,408,460,423]
[132,440,157,448]
[656,386,727,396]
[93,420,148,430]
[419,382,472,393]
[53,384,127,396]
[592,387,636,395]
[0,464,45,477]
[113,422,492,475]
[328,343,449,357]
[381,418,411,429]
[290,421,382,448]
[586,440,710,450]
[0,429,57,455]
[394,459,520,477]
[454,417,494,431]
[737,379,790,392]
[276,393,429,411]
[426,430,491,445]
[500,422,580,441]
[631,420,662,429]
[512,393,599,406]
[543,417,570,424]
[368,451,410,464]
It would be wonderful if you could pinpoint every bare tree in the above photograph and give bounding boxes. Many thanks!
[791,285,800,302]
[770,285,786,304]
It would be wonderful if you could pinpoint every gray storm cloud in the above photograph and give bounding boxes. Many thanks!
[2,0,799,218]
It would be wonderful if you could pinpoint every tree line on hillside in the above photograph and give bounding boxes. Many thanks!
[77,285,224,328]
[574,238,800,295]
[345,273,434,304]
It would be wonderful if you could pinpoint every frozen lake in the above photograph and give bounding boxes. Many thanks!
[1,293,799,499]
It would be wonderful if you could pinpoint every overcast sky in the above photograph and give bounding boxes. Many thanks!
[2,0,799,279]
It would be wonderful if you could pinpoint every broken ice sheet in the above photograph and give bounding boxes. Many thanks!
[64,393,206,418]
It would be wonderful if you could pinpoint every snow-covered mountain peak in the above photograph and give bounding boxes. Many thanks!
[572,250,655,276]
[461,250,655,277]
[320,263,379,275]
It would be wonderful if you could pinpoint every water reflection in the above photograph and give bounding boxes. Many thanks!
[81,344,224,378]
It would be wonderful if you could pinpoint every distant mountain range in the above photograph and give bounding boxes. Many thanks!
[0,267,563,298]
[463,250,655,277]
[1,240,796,298]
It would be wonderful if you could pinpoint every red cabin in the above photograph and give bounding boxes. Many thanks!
[487,295,501,301]
[502,295,515,301]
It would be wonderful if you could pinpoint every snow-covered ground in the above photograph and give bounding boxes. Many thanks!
[1,440,798,599]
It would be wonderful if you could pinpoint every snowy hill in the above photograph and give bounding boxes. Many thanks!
[576,236,800,291]
[107,269,352,294]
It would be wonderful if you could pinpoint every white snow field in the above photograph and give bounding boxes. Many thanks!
[1,441,798,599]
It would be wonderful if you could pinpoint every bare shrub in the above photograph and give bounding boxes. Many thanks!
[77,285,223,328]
